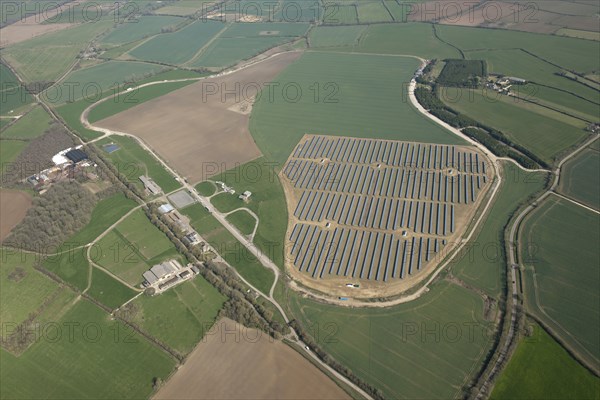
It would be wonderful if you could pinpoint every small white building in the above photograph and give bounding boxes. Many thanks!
[239,191,252,201]
[158,203,175,214]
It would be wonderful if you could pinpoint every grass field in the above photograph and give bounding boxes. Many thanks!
[287,280,493,399]
[195,180,216,196]
[323,5,358,25]
[0,106,52,139]
[491,324,600,400]
[0,63,33,114]
[219,22,310,37]
[191,36,291,69]
[226,210,256,236]
[46,60,168,105]
[94,208,179,286]
[126,277,226,355]
[559,146,600,209]
[0,139,27,171]
[43,247,90,291]
[154,0,214,16]
[181,203,274,295]
[308,25,366,47]
[1,300,176,399]
[66,193,137,246]
[2,20,113,83]
[205,159,288,268]
[96,135,181,194]
[521,197,600,367]
[556,28,600,42]
[444,89,588,165]
[100,16,186,45]
[87,267,137,309]
[129,20,224,65]
[451,162,548,297]
[250,51,464,165]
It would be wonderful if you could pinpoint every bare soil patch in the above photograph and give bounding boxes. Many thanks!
[0,189,32,241]
[97,51,302,184]
[0,5,76,47]
[154,318,350,400]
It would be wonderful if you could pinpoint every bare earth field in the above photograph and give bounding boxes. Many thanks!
[154,318,350,400]
[0,189,32,241]
[97,52,302,183]
[0,10,74,47]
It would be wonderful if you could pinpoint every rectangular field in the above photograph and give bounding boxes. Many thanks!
[191,36,290,69]
[558,145,600,209]
[0,106,52,139]
[100,16,186,45]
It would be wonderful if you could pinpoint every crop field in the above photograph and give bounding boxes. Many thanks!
[155,0,215,16]
[129,20,225,65]
[251,51,464,165]
[384,0,408,21]
[182,203,274,295]
[355,23,461,59]
[2,20,114,83]
[451,162,548,297]
[155,318,350,399]
[0,190,32,242]
[558,146,600,209]
[0,64,33,114]
[191,36,290,68]
[125,277,226,355]
[308,25,366,47]
[0,140,27,172]
[288,280,493,399]
[87,267,137,310]
[100,16,186,45]
[66,193,137,246]
[97,52,301,183]
[273,0,322,22]
[46,61,168,105]
[0,107,52,139]
[491,324,600,400]
[96,135,181,194]
[281,135,492,296]
[206,158,289,269]
[557,28,600,42]
[323,5,358,25]
[357,1,392,23]
[117,209,176,260]
[445,90,587,165]
[1,300,176,399]
[220,22,310,37]
[521,197,600,367]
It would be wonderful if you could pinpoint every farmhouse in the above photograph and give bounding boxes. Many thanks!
[142,259,198,294]
[140,175,162,195]
[239,190,252,201]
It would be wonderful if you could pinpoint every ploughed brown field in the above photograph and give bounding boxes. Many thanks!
[0,189,32,241]
[97,52,303,184]
[154,318,350,400]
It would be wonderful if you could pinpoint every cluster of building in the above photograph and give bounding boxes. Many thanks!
[158,201,207,252]
[215,180,235,194]
[139,175,162,196]
[27,147,96,193]
[486,76,528,94]
[142,259,200,294]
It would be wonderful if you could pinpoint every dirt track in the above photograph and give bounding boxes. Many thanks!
[97,52,302,184]
[0,189,32,241]
[154,318,350,400]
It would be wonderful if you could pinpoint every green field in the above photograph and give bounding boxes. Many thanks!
[251,51,464,165]
[220,22,310,37]
[43,247,90,291]
[154,0,215,16]
[491,324,600,400]
[0,106,52,139]
[195,180,216,196]
[451,162,548,297]
[323,5,358,25]
[1,300,176,399]
[96,135,181,194]
[2,20,113,83]
[308,25,366,47]
[445,89,587,165]
[559,146,600,209]
[87,267,138,310]
[357,1,392,23]
[206,159,288,268]
[129,20,224,65]
[0,139,27,170]
[66,193,137,246]
[437,59,486,87]
[94,209,179,286]
[100,16,186,45]
[384,0,408,21]
[46,61,168,105]
[181,203,275,295]
[191,36,291,69]
[125,277,226,354]
[288,280,493,399]
[226,210,257,236]
[0,63,33,114]
[521,197,600,367]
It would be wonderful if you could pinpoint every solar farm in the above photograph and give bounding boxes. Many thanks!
[281,135,493,295]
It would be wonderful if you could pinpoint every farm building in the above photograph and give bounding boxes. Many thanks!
[239,190,252,201]
[139,175,162,195]
[142,259,198,294]
[158,203,175,214]
[65,149,88,163]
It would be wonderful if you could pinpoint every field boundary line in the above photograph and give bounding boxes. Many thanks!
[551,191,600,214]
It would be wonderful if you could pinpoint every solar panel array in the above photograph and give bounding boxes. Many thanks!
[283,136,491,283]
